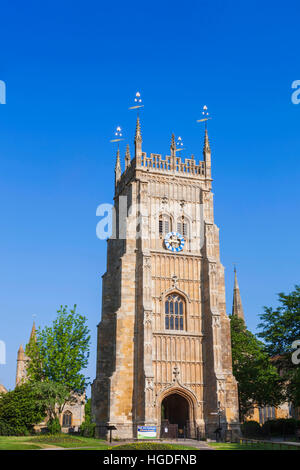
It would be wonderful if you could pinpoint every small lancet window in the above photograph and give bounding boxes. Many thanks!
[159,214,171,236]
[177,216,188,237]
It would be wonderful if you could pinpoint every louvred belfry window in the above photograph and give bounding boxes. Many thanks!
[159,214,171,236]
[177,217,188,237]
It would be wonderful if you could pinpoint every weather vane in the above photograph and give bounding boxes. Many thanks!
[175,136,185,153]
[197,105,212,130]
[129,91,144,118]
[110,126,124,148]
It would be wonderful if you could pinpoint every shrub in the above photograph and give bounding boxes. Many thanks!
[0,383,46,435]
[80,421,96,437]
[262,418,298,436]
[79,398,95,437]
[241,420,262,437]
[0,420,29,436]
[47,417,61,435]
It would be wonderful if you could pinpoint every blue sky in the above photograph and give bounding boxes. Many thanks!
[0,0,299,392]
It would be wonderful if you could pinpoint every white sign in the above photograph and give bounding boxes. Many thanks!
[137,426,157,439]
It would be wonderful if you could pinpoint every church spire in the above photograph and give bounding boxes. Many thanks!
[115,148,121,186]
[29,321,36,342]
[232,266,245,322]
[134,115,142,160]
[16,344,26,386]
[204,128,210,152]
[17,344,25,360]
[203,128,211,178]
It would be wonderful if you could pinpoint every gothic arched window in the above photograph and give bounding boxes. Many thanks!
[159,214,171,236]
[177,216,189,237]
[62,411,72,427]
[165,294,185,330]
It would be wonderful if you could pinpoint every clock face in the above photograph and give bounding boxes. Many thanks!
[164,232,185,252]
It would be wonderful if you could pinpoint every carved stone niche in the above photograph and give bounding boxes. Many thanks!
[144,310,153,327]
[217,379,226,395]
[143,257,151,269]
[201,190,211,206]
[212,315,221,328]
[209,263,218,290]
[145,377,154,391]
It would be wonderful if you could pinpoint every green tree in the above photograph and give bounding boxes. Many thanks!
[84,397,92,421]
[230,314,284,420]
[257,285,300,356]
[79,398,96,437]
[31,381,71,420]
[0,383,47,435]
[26,305,91,395]
[257,285,300,407]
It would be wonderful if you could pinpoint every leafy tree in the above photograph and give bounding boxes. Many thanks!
[80,398,96,437]
[84,397,92,421]
[286,368,300,406]
[257,285,300,407]
[31,381,71,419]
[47,417,61,434]
[0,383,47,435]
[230,314,284,420]
[257,285,300,356]
[26,305,90,395]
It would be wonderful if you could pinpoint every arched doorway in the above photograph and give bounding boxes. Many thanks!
[161,393,189,438]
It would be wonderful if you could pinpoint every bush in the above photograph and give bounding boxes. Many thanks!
[0,383,46,435]
[0,420,29,436]
[241,420,262,437]
[262,418,299,436]
[47,417,61,435]
[79,398,95,437]
[80,421,96,437]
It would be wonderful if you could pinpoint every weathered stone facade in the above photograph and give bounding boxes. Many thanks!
[92,119,240,439]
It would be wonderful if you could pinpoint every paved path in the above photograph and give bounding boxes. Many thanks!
[269,438,300,447]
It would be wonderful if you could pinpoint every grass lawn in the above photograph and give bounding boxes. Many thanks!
[0,435,108,450]
[0,436,43,450]
[0,435,200,450]
[5,435,299,451]
[28,435,109,449]
[208,442,300,451]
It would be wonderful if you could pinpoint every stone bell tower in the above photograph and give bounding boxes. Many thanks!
[92,117,240,439]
